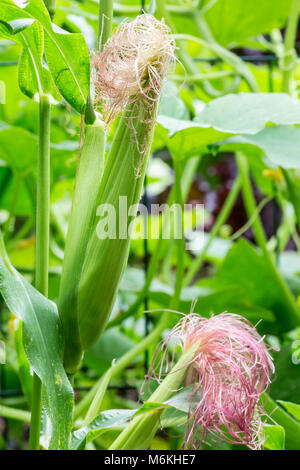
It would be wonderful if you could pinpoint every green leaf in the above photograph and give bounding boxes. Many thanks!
[44,24,90,113]
[156,115,228,158]
[278,401,300,421]
[263,424,285,450]
[0,123,77,173]
[195,93,300,134]
[220,126,300,169]
[0,0,90,113]
[0,235,73,449]
[157,93,300,158]
[0,124,38,172]
[0,17,59,100]
[71,409,136,450]
[204,0,292,46]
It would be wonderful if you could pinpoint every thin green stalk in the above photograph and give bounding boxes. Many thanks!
[192,14,259,93]
[171,158,185,311]
[236,152,300,330]
[282,0,300,94]
[86,0,112,122]
[185,174,241,286]
[29,95,50,451]
[98,0,114,50]
[174,32,259,93]
[0,404,31,422]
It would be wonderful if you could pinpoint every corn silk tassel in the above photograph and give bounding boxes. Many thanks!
[110,313,274,450]
[58,14,175,374]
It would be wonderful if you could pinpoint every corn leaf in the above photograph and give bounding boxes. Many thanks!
[0,235,73,449]
[0,0,90,113]
[71,409,136,450]
[0,18,59,100]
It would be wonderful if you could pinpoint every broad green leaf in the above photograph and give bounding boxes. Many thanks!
[0,123,77,173]
[195,93,300,134]
[71,409,136,450]
[156,115,228,158]
[0,0,90,113]
[204,0,292,47]
[278,401,300,422]
[0,124,38,171]
[263,424,285,450]
[44,24,90,113]
[157,93,300,158]
[219,126,300,169]
[0,235,73,449]
[0,19,48,98]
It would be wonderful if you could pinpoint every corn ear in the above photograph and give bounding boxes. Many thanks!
[59,102,157,373]
[78,104,157,353]
[58,119,106,372]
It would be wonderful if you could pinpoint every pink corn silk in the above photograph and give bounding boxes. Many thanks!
[91,14,175,123]
[153,313,274,449]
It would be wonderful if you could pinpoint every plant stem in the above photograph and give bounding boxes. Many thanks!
[282,0,300,94]
[185,174,241,286]
[236,152,300,329]
[0,404,31,422]
[171,158,185,310]
[28,95,50,450]
[98,0,114,50]
[193,14,259,92]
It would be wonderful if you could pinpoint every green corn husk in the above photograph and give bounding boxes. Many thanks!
[109,346,197,450]
[58,119,106,372]
[59,101,157,373]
